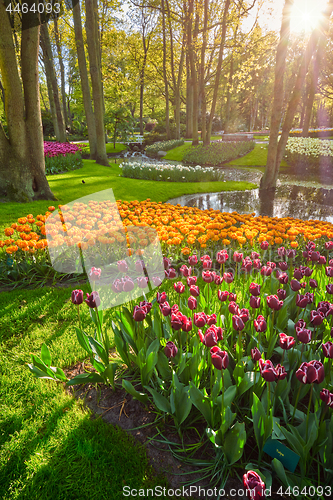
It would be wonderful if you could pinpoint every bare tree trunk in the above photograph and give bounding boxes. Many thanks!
[42,56,60,138]
[161,0,170,139]
[0,5,55,201]
[302,40,323,136]
[205,0,230,145]
[72,0,97,159]
[40,23,66,143]
[260,0,293,190]
[53,17,68,127]
[188,0,199,145]
[85,0,109,166]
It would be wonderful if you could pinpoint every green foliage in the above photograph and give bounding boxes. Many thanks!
[183,140,255,166]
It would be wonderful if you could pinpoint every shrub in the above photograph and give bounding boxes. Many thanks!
[183,141,255,166]
[145,122,157,132]
[285,137,333,169]
[119,161,223,182]
[145,139,185,155]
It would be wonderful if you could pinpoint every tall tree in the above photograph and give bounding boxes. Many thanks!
[53,17,69,127]
[0,4,55,201]
[161,0,171,139]
[72,0,97,159]
[85,0,109,165]
[40,22,67,142]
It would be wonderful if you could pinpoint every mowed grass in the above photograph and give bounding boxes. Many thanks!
[225,143,288,167]
[0,159,256,233]
[0,286,167,500]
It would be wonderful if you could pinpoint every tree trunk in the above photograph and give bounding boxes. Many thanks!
[200,0,208,144]
[42,56,60,138]
[260,0,293,191]
[40,23,66,143]
[53,17,68,127]
[302,40,323,136]
[186,52,193,138]
[161,0,170,139]
[85,0,109,166]
[72,0,97,160]
[205,0,230,145]
[0,5,55,202]
[188,0,199,145]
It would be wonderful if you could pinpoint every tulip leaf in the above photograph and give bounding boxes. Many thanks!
[156,351,172,380]
[217,385,237,410]
[75,327,92,355]
[40,343,51,367]
[189,383,213,428]
[223,422,246,465]
[146,339,160,359]
[152,316,163,341]
[66,372,105,386]
[122,379,148,404]
[27,363,56,381]
[88,336,109,365]
[92,358,106,374]
[103,362,118,389]
[113,327,130,368]
[251,393,266,451]
[121,307,135,336]
[272,458,290,487]
[146,387,171,414]
[238,371,256,396]
[119,326,138,355]
[220,406,236,437]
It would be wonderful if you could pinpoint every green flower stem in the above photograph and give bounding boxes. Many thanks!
[319,404,329,429]
[77,304,82,331]
[291,383,302,425]
[267,381,271,418]
[306,383,314,442]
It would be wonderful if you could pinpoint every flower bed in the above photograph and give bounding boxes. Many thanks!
[28,240,333,493]
[119,162,223,182]
[145,139,184,155]
[44,141,84,174]
[289,128,333,138]
[183,140,255,166]
[285,137,333,169]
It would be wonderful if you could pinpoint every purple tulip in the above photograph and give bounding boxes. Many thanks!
[254,315,267,332]
[325,241,333,250]
[293,268,303,280]
[309,279,318,288]
[182,316,192,332]
[137,276,148,289]
[251,251,260,260]
[187,276,197,286]
[277,288,287,300]
[165,268,176,279]
[260,241,269,250]
[290,279,302,292]
[189,285,200,297]
[223,272,234,284]
[174,281,185,294]
[163,257,171,270]
[326,267,333,278]
[179,265,191,277]
[277,246,286,258]
[243,471,265,500]
[133,305,146,322]
[251,347,261,362]
[275,363,287,380]
[198,328,217,347]
[206,313,217,326]
[233,251,243,263]
[202,270,214,283]
[278,261,288,271]
[310,310,324,326]
[228,301,240,315]
[266,295,283,311]
[122,276,135,292]
[228,292,237,301]
[320,388,333,406]
[250,296,261,309]
[259,359,277,382]
[160,301,171,316]
[171,311,184,330]
[296,327,312,344]
[260,266,272,276]
[157,291,167,304]
[296,294,309,308]
[216,250,229,264]
[89,267,101,281]
[232,315,245,331]
[188,254,198,265]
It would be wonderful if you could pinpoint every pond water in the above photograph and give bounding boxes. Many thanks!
[167,167,333,223]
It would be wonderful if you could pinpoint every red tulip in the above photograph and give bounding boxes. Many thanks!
[266,295,283,311]
[279,333,295,350]
[326,267,333,277]
[171,311,184,330]
[278,272,289,284]
[254,315,267,332]
[251,251,260,260]
[296,360,325,384]
[259,359,277,382]
[260,241,269,250]
[277,288,286,300]
[275,363,287,380]
[188,296,197,310]
[206,313,217,326]
[174,281,185,294]
[179,265,191,277]
[137,276,148,288]
[243,471,265,500]
[164,341,178,358]
[320,388,333,406]
[190,285,200,297]
[228,301,240,315]
[157,291,167,304]
[233,251,243,263]
[187,276,197,286]
[139,301,152,313]
[216,250,229,264]
[198,328,217,347]
[165,268,176,279]
[89,266,101,281]
[232,315,245,331]
[133,305,146,321]
[325,241,333,250]
[71,289,83,305]
[218,290,229,302]
[249,282,261,296]
[322,341,333,358]
[251,347,261,362]
[250,296,261,309]
[182,316,192,332]
[202,270,214,283]
[228,292,237,301]
[223,272,234,284]
[211,346,229,370]
[260,266,272,276]
[160,301,171,316]
[188,254,198,265]
[201,256,212,269]
[194,312,207,328]
[117,260,128,273]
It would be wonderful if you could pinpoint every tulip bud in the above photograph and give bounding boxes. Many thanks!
[232,251,243,263]
[218,290,229,302]
[260,241,269,250]
[174,281,185,294]
[223,272,234,284]
[187,275,197,286]
[163,257,171,270]
[216,250,229,264]
[194,312,207,328]
[179,265,191,277]
[165,268,176,279]
[249,282,260,296]
[250,296,261,309]
[232,315,245,331]
[202,270,214,283]
[133,305,146,321]
[259,359,277,382]
[164,341,178,358]
[277,288,286,300]
[279,333,295,350]
[296,294,309,308]
[71,289,83,305]
[290,279,301,292]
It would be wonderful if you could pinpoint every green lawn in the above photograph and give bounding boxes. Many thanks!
[0,160,256,233]
[0,286,166,500]
[225,143,288,167]
[163,143,192,161]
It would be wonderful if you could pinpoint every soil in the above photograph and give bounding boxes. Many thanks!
[64,362,288,500]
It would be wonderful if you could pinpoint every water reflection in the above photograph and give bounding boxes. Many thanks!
[167,184,333,223]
